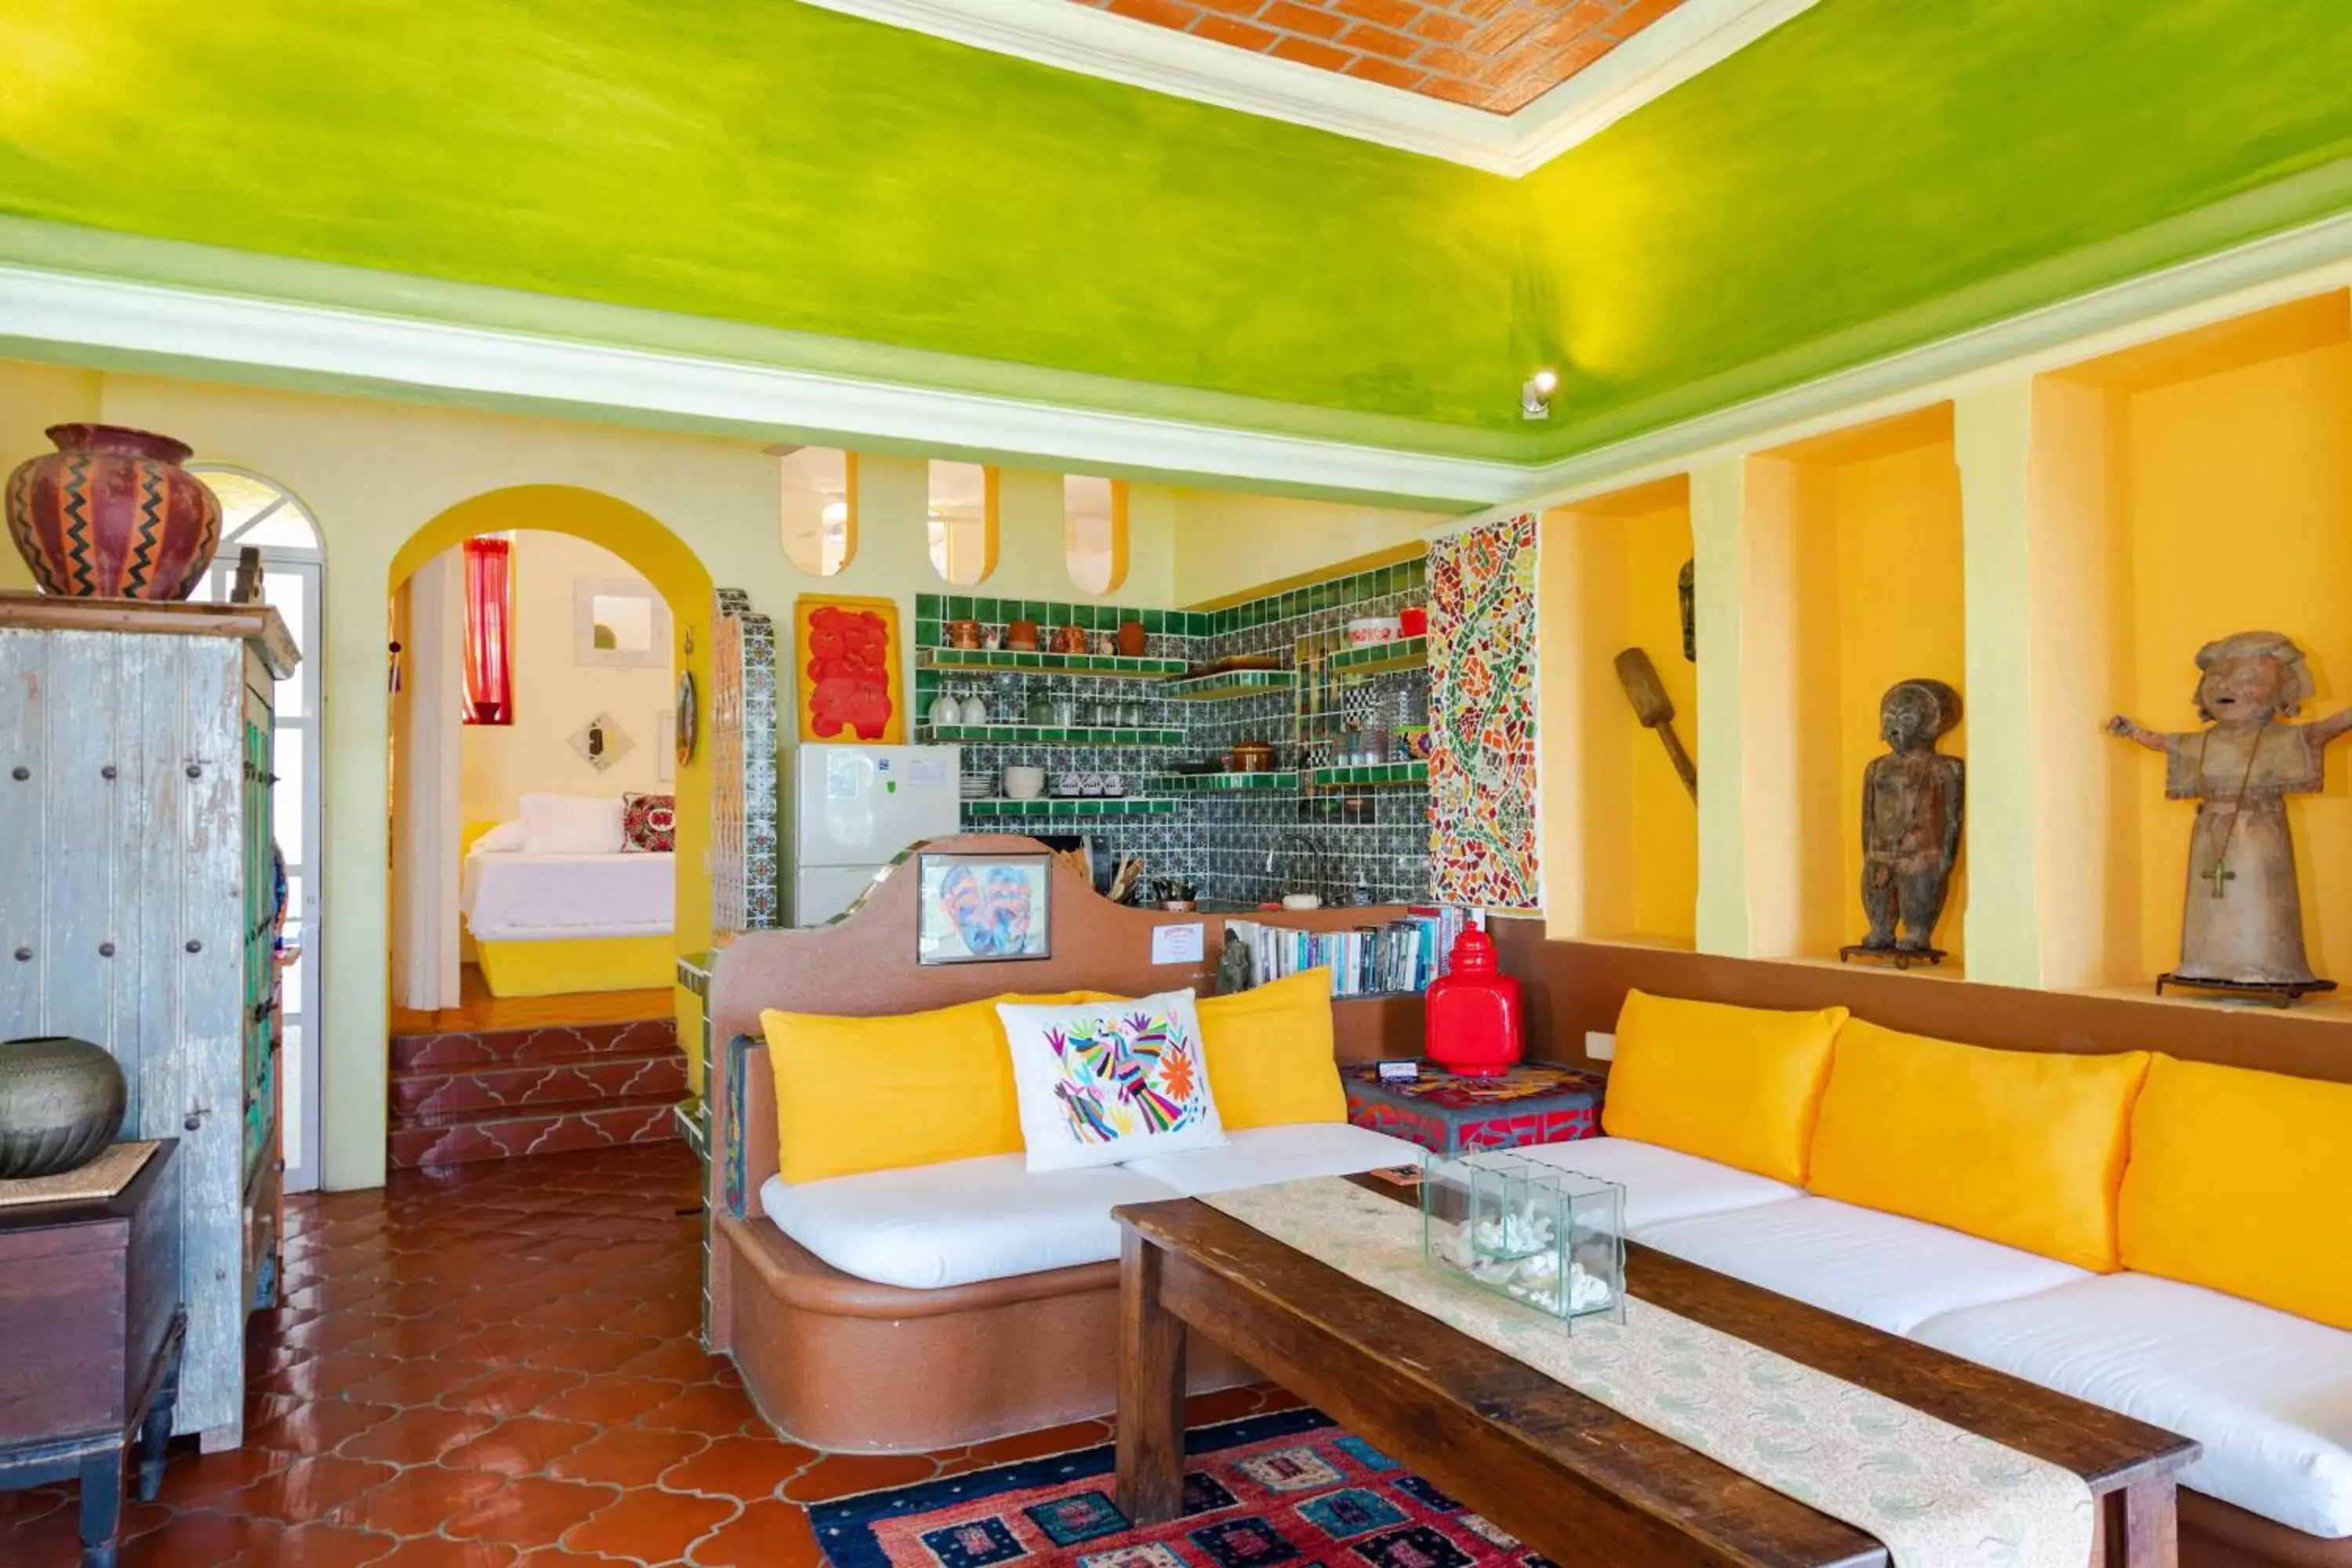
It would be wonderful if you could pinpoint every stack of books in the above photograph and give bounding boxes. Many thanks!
[1222,906,1485,996]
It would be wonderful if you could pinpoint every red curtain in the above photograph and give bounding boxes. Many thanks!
[460,536,514,725]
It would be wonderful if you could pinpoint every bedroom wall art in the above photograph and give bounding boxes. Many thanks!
[568,711,633,771]
[1429,513,1541,910]
[794,592,905,744]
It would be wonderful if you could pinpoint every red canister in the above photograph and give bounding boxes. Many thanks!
[1423,927,1523,1077]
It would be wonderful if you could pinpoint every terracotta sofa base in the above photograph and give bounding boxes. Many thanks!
[720,1213,1256,1454]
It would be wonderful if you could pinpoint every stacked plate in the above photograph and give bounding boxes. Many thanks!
[959,773,996,800]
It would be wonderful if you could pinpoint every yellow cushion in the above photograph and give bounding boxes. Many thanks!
[1808,1021,2148,1271]
[1197,969,1346,1131]
[1599,990,1846,1184]
[2120,1055,2352,1330]
[762,992,1111,1185]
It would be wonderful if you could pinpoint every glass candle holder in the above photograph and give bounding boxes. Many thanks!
[1420,1152,1625,1324]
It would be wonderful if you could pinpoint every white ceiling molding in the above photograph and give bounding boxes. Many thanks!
[1421,206,2352,537]
[0,263,1525,507]
[796,0,1818,175]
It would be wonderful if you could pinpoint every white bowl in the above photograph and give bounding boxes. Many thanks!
[1003,765,1045,800]
[1346,617,1403,645]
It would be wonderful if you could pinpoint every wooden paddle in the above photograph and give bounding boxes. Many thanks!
[1613,648,1697,800]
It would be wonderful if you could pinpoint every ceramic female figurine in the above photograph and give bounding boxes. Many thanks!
[2108,631,2352,993]
[1855,679,1964,957]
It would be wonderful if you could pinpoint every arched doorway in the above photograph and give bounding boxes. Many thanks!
[385,486,715,1165]
[189,465,328,1193]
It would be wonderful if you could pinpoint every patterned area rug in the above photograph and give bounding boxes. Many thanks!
[810,1409,1551,1567]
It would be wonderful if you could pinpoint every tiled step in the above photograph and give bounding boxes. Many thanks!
[390,1051,689,1128]
[390,1016,676,1073]
[387,1014,686,1171]
[387,1096,678,1170]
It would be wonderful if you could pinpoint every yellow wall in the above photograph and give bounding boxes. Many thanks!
[1169,488,1442,607]
[457,532,675,826]
[1540,488,1695,943]
[2116,340,2352,985]
[1737,412,1966,962]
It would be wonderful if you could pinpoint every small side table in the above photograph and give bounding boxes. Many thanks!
[0,1140,185,1568]
[1343,1062,1606,1155]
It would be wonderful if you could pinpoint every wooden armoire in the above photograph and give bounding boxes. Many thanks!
[0,594,296,1450]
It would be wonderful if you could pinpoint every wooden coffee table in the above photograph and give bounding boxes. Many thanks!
[1114,1188,2198,1568]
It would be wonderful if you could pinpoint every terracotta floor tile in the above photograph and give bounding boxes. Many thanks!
[227,1453,401,1526]
[952,1417,1115,1469]
[272,1521,405,1567]
[152,1440,295,1510]
[346,1316,494,1361]
[598,1296,702,1340]
[612,1338,730,1385]
[370,1537,522,1568]
[444,1476,622,1548]
[441,1417,601,1478]
[337,1407,500,1468]
[439,1367,590,1417]
[456,1323,558,1365]
[561,1486,735,1561]
[510,1295,626,1334]
[547,1427,710,1488]
[251,1397,397,1454]
[536,1374,685,1425]
[779,1451,940,1503]
[657,1434,815,1501]
[524,1330,665,1375]
[636,1383,761,1437]
[332,1465,503,1538]
[118,1508,285,1567]
[686,1497,827,1567]
[342,1356,498,1408]
[0,1504,82,1566]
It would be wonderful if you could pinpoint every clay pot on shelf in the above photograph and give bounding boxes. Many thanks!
[1053,624,1088,655]
[1006,619,1040,652]
[1117,619,1148,657]
[0,1036,127,1179]
[5,425,222,600]
[944,619,982,650]
[1230,740,1276,773]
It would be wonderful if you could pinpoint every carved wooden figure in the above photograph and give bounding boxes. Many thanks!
[2109,630,2352,998]
[1856,680,1964,957]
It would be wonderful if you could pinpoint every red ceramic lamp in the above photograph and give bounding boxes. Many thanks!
[1423,927,1523,1076]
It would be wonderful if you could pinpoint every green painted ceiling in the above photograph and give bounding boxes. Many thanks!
[1,0,2348,463]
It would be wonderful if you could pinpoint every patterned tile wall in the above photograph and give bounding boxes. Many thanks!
[915,555,1432,909]
[710,588,782,931]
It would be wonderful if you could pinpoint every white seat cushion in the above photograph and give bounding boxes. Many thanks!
[1118,1123,1426,1197]
[1912,1272,2352,1537]
[1636,1196,2091,1336]
[759,1155,1179,1290]
[1512,1136,1804,1233]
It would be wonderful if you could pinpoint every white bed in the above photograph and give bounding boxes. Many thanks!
[461,849,675,941]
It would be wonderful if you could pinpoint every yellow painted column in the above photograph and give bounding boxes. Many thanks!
[1690,459,1751,956]
[1953,381,2043,988]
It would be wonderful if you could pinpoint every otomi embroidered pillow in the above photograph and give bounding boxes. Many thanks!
[997,990,1226,1173]
[622,792,677,853]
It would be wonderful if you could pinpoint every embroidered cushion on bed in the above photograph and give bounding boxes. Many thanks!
[622,792,677,853]
[997,991,1227,1173]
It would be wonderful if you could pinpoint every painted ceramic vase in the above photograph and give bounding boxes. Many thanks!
[0,1036,127,1179]
[4,424,222,600]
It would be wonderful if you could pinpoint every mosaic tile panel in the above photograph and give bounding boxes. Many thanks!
[1428,515,1541,910]
[710,588,782,931]
[911,569,1434,909]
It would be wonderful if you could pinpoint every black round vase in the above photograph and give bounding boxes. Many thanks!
[0,1036,127,1178]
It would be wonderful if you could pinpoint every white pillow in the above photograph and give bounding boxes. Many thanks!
[997,990,1227,1174]
[518,793,625,855]
[470,820,527,855]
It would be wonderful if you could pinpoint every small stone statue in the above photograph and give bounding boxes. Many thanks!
[2108,631,2352,997]
[1216,929,1254,996]
[1853,679,1964,960]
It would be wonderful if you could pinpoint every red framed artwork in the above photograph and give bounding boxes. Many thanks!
[793,593,906,744]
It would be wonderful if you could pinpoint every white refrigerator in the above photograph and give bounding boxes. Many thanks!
[787,743,964,926]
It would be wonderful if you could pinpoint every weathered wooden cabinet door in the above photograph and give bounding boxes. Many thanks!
[0,623,274,1448]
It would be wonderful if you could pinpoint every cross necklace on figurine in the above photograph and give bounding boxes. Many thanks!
[2194,726,2269,900]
